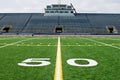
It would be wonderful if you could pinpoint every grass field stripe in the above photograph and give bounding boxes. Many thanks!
[54,36,63,80]
[84,38,120,50]
[0,38,35,48]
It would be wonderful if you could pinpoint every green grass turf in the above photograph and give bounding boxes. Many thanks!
[0,36,120,80]
[0,36,28,46]
[0,36,57,80]
[61,36,120,80]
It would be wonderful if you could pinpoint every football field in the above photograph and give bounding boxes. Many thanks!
[0,36,120,80]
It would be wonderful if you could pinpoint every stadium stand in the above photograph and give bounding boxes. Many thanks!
[0,13,120,35]
[87,14,120,34]
[0,13,31,33]
[23,14,58,33]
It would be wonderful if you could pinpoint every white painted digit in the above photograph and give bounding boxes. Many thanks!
[67,58,98,67]
[18,58,98,67]
[18,58,50,67]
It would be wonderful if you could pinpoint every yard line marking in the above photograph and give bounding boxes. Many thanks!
[54,37,63,80]
[13,44,57,47]
[0,38,36,49]
[83,37,120,50]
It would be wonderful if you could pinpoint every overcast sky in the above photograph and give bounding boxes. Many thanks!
[0,0,120,13]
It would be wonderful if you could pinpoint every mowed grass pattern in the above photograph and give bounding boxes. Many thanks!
[0,36,120,80]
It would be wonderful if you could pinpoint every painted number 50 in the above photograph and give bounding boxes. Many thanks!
[18,58,98,67]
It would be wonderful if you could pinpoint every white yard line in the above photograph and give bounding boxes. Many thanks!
[0,38,35,48]
[54,37,63,80]
[83,37,120,50]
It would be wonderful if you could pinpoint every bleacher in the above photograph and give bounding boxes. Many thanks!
[0,13,120,34]
[23,14,58,33]
[0,13,31,33]
[86,14,120,34]
[60,14,91,33]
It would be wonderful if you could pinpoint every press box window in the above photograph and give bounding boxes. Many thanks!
[46,11,49,13]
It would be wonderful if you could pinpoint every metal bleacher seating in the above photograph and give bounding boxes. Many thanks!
[0,13,120,34]
[0,13,31,33]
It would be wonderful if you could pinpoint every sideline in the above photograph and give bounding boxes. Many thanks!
[0,37,36,48]
[83,37,120,50]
